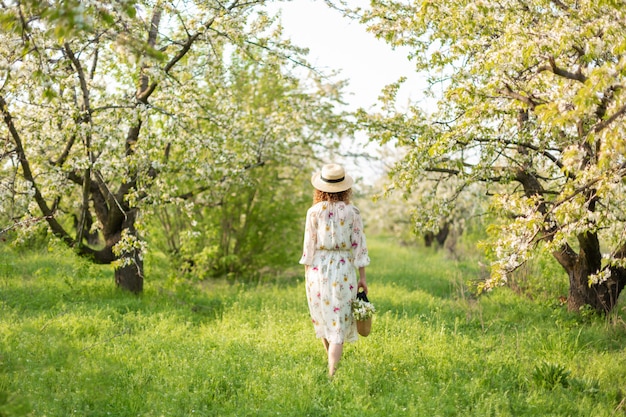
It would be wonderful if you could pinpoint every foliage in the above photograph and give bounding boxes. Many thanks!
[152,166,312,279]
[363,170,487,255]
[2,237,626,416]
[0,0,348,289]
[532,361,571,390]
[353,0,626,312]
[141,29,344,279]
[506,248,569,300]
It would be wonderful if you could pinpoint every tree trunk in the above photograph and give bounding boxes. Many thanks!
[423,221,450,248]
[556,232,626,314]
[567,267,626,314]
[115,250,144,293]
[113,208,144,293]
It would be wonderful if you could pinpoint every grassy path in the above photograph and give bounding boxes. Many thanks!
[1,237,626,416]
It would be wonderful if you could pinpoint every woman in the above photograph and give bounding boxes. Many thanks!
[299,163,370,376]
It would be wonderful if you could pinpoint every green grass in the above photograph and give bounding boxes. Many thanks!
[1,237,626,416]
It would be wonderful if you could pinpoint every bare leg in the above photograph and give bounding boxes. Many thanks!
[322,338,329,353]
[328,343,343,376]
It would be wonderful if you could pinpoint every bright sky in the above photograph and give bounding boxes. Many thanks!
[268,0,425,111]
[266,1,427,186]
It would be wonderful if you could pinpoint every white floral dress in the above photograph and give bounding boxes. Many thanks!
[299,201,370,344]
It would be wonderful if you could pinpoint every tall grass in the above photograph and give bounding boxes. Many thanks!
[1,237,625,416]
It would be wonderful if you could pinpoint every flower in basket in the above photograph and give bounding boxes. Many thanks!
[352,296,376,321]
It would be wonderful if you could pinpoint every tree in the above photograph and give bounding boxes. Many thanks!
[361,169,476,254]
[355,0,626,313]
[0,0,346,292]
[149,49,345,278]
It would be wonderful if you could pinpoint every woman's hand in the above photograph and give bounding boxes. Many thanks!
[358,279,368,294]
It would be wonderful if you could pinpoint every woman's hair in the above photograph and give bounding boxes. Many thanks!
[313,188,352,205]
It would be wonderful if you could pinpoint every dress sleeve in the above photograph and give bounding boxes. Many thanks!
[351,206,370,268]
[298,208,316,265]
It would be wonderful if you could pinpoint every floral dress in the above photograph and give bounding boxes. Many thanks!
[299,201,370,344]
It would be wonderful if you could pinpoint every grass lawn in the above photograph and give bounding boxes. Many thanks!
[1,236,625,416]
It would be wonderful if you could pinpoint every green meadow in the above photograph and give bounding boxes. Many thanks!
[1,236,626,416]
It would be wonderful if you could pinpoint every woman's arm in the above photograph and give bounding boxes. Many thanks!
[357,266,368,294]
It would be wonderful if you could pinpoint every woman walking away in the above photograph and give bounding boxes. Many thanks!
[299,163,370,377]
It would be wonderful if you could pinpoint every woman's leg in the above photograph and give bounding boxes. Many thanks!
[328,343,343,376]
[322,338,329,353]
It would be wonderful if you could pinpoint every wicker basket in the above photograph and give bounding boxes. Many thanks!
[357,317,372,337]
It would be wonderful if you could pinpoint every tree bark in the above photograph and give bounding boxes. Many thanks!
[554,232,626,314]
[113,207,143,293]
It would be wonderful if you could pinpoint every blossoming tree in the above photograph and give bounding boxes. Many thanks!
[356,0,626,313]
[0,0,345,292]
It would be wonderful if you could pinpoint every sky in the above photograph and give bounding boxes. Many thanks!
[267,0,425,111]
[265,1,427,185]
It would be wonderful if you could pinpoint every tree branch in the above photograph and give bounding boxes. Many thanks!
[498,83,540,110]
[140,2,229,102]
[176,161,266,200]
[592,103,626,133]
[0,94,74,247]
[540,56,587,83]
[138,6,162,98]
[64,42,95,245]
[549,0,570,12]
[469,135,569,177]
[64,43,92,115]
[50,133,77,166]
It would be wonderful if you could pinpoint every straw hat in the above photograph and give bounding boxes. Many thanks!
[311,163,354,193]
